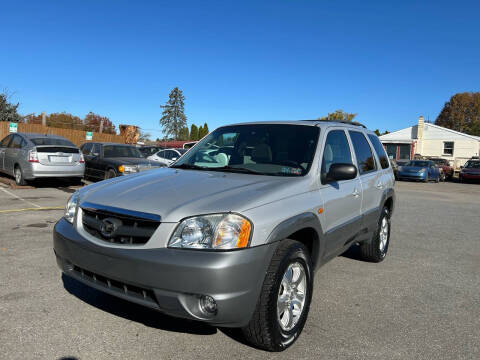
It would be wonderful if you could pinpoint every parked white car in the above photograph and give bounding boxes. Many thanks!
[147,148,187,166]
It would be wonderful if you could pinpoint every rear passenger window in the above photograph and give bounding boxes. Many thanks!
[0,135,12,147]
[9,135,22,149]
[321,130,353,184]
[368,134,389,169]
[349,131,377,174]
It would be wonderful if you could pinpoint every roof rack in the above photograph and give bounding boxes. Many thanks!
[300,119,366,128]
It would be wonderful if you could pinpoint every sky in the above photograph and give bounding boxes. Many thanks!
[1,0,479,138]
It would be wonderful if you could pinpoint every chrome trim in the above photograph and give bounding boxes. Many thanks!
[80,202,161,222]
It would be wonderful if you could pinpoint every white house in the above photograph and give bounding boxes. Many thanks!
[380,116,480,168]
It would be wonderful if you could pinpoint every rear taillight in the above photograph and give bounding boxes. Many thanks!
[28,149,39,163]
[79,153,85,163]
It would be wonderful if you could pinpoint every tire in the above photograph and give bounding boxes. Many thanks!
[242,240,313,352]
[14,165,27,186]
[105,168,117,179]
[359,207,391,262]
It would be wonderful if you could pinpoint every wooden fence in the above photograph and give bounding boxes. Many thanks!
[0,122,125,146]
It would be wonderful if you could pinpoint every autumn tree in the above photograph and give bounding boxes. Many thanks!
[0,93,22,122]
[435,92,480,136]
[84,112,116,134]
[318,109,357,121]
[160,87,187,140]
[190,124,199,140]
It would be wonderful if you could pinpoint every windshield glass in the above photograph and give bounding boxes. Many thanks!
[31,138,75,146]
[173,124,320,176]
[177,148,187,155]
[405,160,430,167]
[103,145,143,158]
[429,159,446,165]
[464,161,480,168]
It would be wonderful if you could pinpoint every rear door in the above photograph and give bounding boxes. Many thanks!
[320,128,363,256]
[0,135,13,172]
[348,131,384,237]
[89,143,105,179]
[4,135,23,175]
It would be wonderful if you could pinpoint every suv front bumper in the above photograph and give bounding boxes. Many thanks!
[53,218,277,327]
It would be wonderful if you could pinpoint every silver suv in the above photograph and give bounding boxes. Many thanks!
[54,121,395,351]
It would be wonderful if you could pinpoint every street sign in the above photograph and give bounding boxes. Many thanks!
[86,131,93,140]
[9,122,18,133]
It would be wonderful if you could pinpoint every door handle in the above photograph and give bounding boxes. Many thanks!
[352,188,360,197]
[376,182,384,189]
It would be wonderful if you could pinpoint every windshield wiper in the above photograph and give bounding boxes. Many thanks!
[170,163,208,170]
[211,166,265,175]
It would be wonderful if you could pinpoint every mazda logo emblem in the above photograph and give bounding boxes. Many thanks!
[100,217,122,238]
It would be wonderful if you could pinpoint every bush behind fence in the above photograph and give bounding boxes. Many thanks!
[0,122,125,146]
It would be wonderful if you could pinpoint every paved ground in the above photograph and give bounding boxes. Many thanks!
[0,180,479,360]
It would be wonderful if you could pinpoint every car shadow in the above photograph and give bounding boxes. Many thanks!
[340,243,364,261]
[62,274,217,336]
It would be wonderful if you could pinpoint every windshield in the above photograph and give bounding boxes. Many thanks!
[429,159,446,165]
[173,124,320,176]
[103,145,143,158]
[31,138,75,146]
[405,160,430,167]
[464,161,480,168]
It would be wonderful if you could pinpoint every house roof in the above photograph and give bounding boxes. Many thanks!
[379,123,480,142]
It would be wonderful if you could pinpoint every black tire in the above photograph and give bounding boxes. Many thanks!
[360,207,391,262]
[14,165,27,186]
[105,168,117,179]
[242,240,313,352]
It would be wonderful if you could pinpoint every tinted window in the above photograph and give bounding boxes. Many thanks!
[156,150,165,158]
[103,145,142,158]
[174,124,320,177]
[31,138,75,146]
[81,143,92,155]
[165,150,178,160]
[464,161,480,169]
[367,134,389,169]
[9,135,22,149]
[349,131,377,174]
[91,144,101,155]
[321,130,353,183]
[0,135,12,147]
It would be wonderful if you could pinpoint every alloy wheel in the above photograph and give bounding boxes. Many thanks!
[277,262,307,331]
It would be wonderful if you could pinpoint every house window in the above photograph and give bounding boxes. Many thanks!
[443,142,454,156]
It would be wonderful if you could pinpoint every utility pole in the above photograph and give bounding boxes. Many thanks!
[99,119,104,134]
[41,111,46,126]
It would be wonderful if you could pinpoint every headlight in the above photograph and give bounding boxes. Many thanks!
[168,213,252,250]
[419,168,426,173]
[118,165,138,174]
[64,191,80,223]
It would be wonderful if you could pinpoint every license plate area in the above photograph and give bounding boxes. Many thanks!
[49,156,71,163]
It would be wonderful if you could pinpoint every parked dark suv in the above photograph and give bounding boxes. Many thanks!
[55,121,395,351]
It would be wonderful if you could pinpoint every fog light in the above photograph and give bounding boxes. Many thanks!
[199,295,217,314]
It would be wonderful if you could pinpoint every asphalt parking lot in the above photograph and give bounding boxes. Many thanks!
[0,180,479,360]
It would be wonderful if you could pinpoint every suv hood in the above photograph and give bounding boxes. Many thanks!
[78,168,307,222]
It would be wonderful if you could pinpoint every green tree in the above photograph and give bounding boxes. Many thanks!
[198,122,209,138]
[178,126,190,140]
[159,87,187,140]
[374,129,381,136]
[190,124,199,140]
[435,92,480,136]
[318,109,357,121]
[0,93,22,122]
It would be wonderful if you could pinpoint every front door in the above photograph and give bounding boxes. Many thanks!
[319,129,362,257]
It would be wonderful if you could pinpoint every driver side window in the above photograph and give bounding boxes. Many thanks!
[321,130,353,184]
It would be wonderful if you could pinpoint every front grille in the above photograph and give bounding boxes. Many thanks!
[72,265,157,305]
[81,204,160,245]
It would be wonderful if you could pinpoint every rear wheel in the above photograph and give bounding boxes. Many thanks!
[242,240,313,351]
[360,207,390,262]
[105,168,117,179]
[14,165,27,186]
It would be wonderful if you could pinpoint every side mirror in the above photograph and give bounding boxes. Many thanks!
[171,157,177,161]
[325,163,357,183]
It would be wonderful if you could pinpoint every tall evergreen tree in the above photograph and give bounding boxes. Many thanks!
[178,126,190,140]
[0,93,22,122]
[198,125,204,139]
[198,122,210,138]
[159,87,187,140]
[203,122,209,135]
[190,124,199,140]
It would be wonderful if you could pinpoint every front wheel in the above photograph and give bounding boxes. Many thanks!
[360,207,391,262]
[105,168,117,179]
[242,240,313,351]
